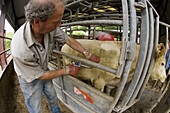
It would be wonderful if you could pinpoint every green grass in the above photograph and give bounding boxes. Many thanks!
[5,32,14,49]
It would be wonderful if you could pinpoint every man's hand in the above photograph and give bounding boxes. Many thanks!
[86,53,100,63]
[66,64,80,76]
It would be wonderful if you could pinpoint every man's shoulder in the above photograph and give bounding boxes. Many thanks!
[11,23,28,57]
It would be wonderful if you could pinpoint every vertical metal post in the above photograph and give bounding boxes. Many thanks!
[165,27,169,54]
[137,16,160,99]
[93,25,96,39]
[127,6,154,105]
[107,0,129,112]
[0,3,8,70]
[56,43,67,104]
[70,26,72,37]
[118,0,138,110]
[165,27,169,71]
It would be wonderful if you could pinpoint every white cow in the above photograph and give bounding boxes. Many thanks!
[61,39,166,92]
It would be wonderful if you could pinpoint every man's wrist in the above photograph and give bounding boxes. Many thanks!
[82,49,88,56]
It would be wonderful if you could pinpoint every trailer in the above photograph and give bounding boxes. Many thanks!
[0,0,170,113]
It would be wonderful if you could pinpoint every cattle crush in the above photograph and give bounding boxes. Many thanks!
[49,0,170,113]
[0,0,169,113]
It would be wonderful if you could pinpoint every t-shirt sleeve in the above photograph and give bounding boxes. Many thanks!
[53,27,68,44]
[12,52,45,83]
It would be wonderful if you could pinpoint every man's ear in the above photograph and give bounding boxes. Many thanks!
[33,18,40,27]
[157,43,166,58]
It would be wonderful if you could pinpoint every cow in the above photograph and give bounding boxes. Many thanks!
[61,39,166,92]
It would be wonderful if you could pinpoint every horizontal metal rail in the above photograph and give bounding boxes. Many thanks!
[0,49,10,55]
[0,35,12,40]
[65,0,86,8]
[159,21,170,28]
[53,50,117,75]
[66,29,123,34]
[61,20,123,27]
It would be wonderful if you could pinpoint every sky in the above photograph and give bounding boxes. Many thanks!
[0,10,14,33]
[5,19,14,33]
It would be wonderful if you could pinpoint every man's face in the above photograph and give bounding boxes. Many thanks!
[38,6,64,34]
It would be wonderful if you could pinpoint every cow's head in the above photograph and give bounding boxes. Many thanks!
[150,43,166,82]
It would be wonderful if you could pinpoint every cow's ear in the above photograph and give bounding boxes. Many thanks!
[157,43,165,58]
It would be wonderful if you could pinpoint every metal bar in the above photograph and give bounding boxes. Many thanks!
[115,0,129,78]
[116,0,138,110]
[0,49,10,55]
[61,20,123,27]
[66,29,123,34]
[0,35,12,40]
[106,0,129,112]
[65,0,86,8]
[146,0,159,16]
[165,27,169,55]
[67,14,123,20]
[137,16,160,99]
[159,21,170,28]
[53,50,117,75]
[128,7,154,105]
[65,8,73,20]
[56,43,67,104]
[93,25,96,39]
[0,3,9,70]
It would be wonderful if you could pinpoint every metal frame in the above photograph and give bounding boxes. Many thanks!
[51,0,170,113]
[0,0,10,70]
[0,0,168,112]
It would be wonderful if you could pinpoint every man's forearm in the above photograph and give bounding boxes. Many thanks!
[66,36,85,54]
[38,68,66,81]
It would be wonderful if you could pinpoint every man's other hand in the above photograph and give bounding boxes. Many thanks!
[66,64,80,76]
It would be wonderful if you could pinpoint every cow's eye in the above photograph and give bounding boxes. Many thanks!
[161,63,164,66]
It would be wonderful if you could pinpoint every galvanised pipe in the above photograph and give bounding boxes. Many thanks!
[61,20,123,27]
[117,0,138,110]
[128,7,154,105]
[65,0,87,8]
[146,0,159,16]
[137,16,160,99]
[165,27,169,69]
[106,0,129,112]
[55,43,68,104]
[53,50,117,75]
[159,21,170,28]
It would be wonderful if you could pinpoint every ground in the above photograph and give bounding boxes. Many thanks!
[6,72,73,113]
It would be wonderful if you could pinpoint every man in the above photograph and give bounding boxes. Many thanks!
[10,0,100,113]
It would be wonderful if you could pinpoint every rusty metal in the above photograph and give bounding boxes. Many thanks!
[0,5,7,70]
[0,35,12,40]
[0,49,10,55]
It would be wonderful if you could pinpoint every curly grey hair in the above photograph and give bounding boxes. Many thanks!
[25,0,65,24]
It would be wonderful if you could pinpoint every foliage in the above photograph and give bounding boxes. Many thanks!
[5,32,14,49]
[72,31,87,36]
